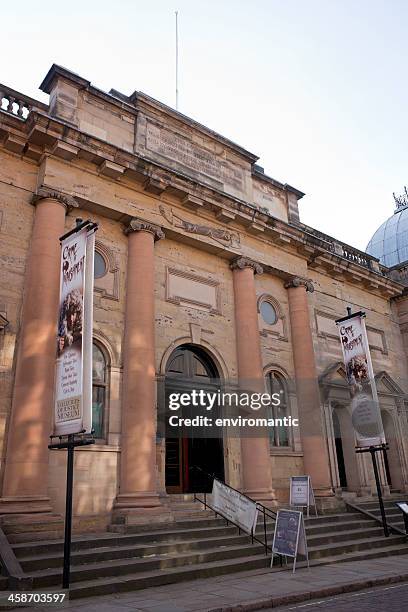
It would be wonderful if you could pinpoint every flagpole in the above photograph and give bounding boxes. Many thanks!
[175,10,179,110]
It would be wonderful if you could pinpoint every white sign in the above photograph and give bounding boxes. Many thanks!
[271,509,309,573]
[336,312,384,448]
[290,476,317,517]
[212,479,258,534]
[54,224,96,436]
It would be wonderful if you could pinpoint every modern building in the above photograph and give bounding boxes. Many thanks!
[1,65,408,531]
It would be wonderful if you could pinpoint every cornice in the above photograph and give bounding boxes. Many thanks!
[0,109,405,299]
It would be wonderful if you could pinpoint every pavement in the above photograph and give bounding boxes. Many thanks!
[8,554,408,612]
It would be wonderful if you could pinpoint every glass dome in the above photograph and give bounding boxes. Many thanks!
[366,204,408,267]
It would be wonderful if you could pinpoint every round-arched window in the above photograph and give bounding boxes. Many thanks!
[260,300,277,325]
[92,342,107,438]
[265,371,290,447]
[94,251,107,279]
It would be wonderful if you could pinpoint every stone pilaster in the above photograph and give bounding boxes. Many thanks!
[0,191,74,514]
[231,257,276,503]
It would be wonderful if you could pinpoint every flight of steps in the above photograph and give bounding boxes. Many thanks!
[5,505,408,599]
[351,495,408,534]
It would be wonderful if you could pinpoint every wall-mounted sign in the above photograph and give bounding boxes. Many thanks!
[336,311,384,448]
[54,221,97,436]
[271,509,309,573]
[290,476,317,517]
[212,479,258,534]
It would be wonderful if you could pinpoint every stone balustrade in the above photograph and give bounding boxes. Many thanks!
[0,84,47,120]
[302,225,382,273]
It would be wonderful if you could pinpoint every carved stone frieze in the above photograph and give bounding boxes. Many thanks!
[159,205,240,247]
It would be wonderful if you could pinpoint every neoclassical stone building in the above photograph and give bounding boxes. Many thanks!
[1,65,408,528]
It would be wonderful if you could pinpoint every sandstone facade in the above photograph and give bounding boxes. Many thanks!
[1,65,408,528]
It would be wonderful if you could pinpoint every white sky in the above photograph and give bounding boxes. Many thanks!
[2,0,407,251]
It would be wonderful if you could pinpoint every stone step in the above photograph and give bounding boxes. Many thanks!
[28,542,264,588]
[19,533,257,571]
[308,534,407,559]
[63,553,271,599]
[45,537,408,600]
[13,513,376,560]
[309,540,408,567]
[18,521,385,572]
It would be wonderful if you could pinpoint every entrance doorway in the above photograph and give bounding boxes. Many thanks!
[333,411,347,489]
[165,344,224,493]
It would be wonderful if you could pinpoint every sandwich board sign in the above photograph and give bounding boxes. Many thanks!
[271,509,309,573]
[290,476,317,517]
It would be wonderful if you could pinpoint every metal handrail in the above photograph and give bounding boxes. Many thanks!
[189,465,279,559]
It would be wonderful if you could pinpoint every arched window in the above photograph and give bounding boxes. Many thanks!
[92,342,107,438]
[265,371,289,447]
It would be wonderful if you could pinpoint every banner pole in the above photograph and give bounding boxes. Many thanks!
[62,434,75,589]
[370,446,389,538]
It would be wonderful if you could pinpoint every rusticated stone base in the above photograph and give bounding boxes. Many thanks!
[0,512,64,543]
[0,496,53,515]
[111,506,174,529]
[315,493,346,514]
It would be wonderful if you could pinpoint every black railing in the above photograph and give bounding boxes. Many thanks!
[189,465,279,559]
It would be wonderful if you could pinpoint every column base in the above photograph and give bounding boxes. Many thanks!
[110,493,174,532]
[0,496,53,515]
[243,487,278,508]
[314,487,345,513]
[114,491,162,509]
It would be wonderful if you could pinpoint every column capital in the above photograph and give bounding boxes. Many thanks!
[230,257,263,275]
[284,276,314,293]
[124,218,165,242]
[31,186,78,211]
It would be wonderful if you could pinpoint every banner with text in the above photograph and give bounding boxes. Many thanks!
[54,224,96,436]
[212,479,258,534]
[336,312,384,447]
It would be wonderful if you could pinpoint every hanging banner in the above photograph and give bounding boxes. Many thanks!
[336,311,384,448]
[54,222,97,436]
[212,479,258,534]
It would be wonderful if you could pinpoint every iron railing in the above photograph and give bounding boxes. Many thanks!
[190,465,279,559]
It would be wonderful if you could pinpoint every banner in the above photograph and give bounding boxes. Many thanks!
[54,223,96,436]
[212,479,258,534]
[336,312,384,447]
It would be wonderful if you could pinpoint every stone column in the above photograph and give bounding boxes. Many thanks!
[231,257,275,503]
[0,191,72,513]
[114,219,164,516]
[285,277,333,498]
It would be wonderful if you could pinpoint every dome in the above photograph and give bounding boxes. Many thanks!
[366,196,408,267]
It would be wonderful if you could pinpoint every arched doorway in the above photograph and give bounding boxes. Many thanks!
[165,344,224,493]
[333,411,347,489]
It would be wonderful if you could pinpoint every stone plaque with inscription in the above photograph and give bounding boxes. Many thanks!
[145,121,244,192]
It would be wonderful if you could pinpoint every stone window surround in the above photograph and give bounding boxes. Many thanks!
[263,365,296,454]
[257,293,288,341]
